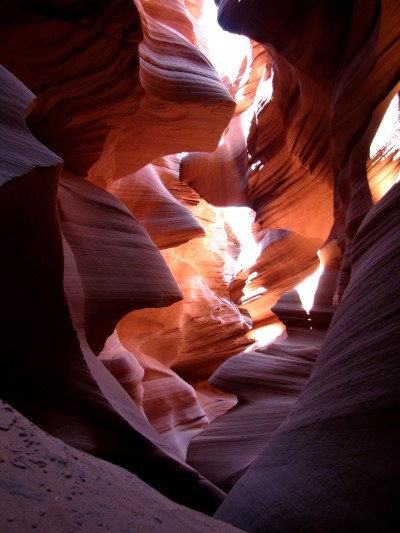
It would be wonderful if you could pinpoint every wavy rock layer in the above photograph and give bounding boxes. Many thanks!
[59,171,183,354]
[1,1,244,459]
[216,180,400,533]
[109,164,205,249]
[212,0,400,529]
[1,0,400,529]
[0,0,234,184]
[231,229,321,327]
[217,0,399,303]
[0,64,227,514]
[187,271,337,491]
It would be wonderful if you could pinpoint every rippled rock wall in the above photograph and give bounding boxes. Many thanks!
[1,0,399,530]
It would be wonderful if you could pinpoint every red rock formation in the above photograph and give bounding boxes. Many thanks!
[212,0,400,529]
[0,0,143,176]
[187,332,319,491]
[109,163,205,249]
[231,229,321,328]
[1,0,400,529]
[217,0,399,305]
[0,64,227,513]
[0,0,243,510]
[59,171,183,354]
[187,266,338,492]
[180,115,249,207]
[0,0,234,184]
[116,212,252,449]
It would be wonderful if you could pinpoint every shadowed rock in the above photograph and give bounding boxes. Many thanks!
[0,400,244,533]
[215,182,400,531]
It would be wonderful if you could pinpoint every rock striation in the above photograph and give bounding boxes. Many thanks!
[0,61,225,514]
[1,0,400,530]
[212,0,400,530]
[215,178,400,533]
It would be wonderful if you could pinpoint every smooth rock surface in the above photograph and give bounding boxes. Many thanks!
[0,400,243,533]
[215,183,400,532]
[1,0,399,529]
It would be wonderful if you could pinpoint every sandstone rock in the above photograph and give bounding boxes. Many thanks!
[59,170,183,354]
[187,285,330,492]
[0,0,234,184]
[0,400,243,533]
[215,181,400,532]
[109,163,205,249]
[1,0,399,529]
[0,63,224,514]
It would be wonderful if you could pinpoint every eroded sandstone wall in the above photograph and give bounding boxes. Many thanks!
[1,0,399,529]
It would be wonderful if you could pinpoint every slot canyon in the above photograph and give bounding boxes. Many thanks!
[0,0,399,531]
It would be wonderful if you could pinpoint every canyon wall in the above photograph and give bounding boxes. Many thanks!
[1,0,399,530]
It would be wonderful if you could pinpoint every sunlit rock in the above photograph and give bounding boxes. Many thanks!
[216,179,400,533]
[187,282,333,492]
[180,116,249,207]
[0,50,224,516]
[367,93,400,204]
[213,0,400,529]
[231,229,321,328]
[1,0,400,529]
[117,209,253,445]
[0,1,143,176]
[109,163,205,249]
[0,0,234,185]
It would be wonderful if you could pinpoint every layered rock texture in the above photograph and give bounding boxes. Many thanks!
[1,0,399,531]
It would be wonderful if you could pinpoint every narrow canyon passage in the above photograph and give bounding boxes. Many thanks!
[1,0,399,531]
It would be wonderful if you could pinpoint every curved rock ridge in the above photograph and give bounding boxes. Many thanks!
[88,0,235,184]
[330,0,399,303]
[180,116,249,207]
[217,0,356,89]
[0,0,143,177]
[0,400,244,533]
[187,335,319,492]
[245,52,334,242]
[132,349,210,460]
[177,3,335,348]
[0,0,242,505]
[187,269,337,492]
[109,163,205,249]
[0,0,338,471]
[98,331,145,412]
[59,171,183,354]
[178,41,274,209]
[0,64,231,514]
[1,0,400,528]
[135,0,231,104]
[0,66,62,184]
[0,0,235,185]
[230,229,321,329]
[217,0,399,306]
[152,155,207,208]
[186,223,338,491]
[116,206,253,450]
[215,181,400,533]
